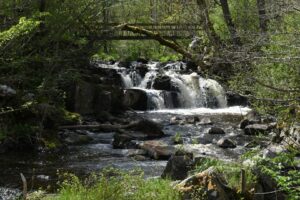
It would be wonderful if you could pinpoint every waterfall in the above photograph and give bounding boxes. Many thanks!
[120,71,133,88]
[99,61,227,110]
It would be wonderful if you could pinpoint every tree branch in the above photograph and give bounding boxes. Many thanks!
[251,77,300,93]
[117,23,209,70]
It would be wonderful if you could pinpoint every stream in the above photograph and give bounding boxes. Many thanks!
[0,61,258,198]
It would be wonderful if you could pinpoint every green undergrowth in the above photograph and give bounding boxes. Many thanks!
[258,151,300,200]
[191,157,257,193]
[47,168,181,200]
[191,149,300,200]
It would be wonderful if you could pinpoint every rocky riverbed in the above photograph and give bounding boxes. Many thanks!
[0,61,293,199]
[0,105,280,199]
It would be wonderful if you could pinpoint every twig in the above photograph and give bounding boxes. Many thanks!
[251,78,300,93]
[254,186,300,195]
[240,169,246,194]
[242,94,297,103]
[20,173,27,200]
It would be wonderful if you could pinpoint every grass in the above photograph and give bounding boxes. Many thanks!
[46,169,181,200]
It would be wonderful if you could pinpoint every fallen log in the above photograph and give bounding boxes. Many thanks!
[59,124,125,132]
[59,119,164,136]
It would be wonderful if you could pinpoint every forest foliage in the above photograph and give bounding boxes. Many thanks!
[0,0,299,134]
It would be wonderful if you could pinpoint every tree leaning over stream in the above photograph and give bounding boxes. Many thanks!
[0,0,299,141]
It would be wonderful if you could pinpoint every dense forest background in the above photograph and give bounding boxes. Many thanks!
[0,0,299,149]
[0,0,300,199]
[1,0,299,112]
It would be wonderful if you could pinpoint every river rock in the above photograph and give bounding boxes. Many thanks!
[197,117,213,125]
[123,88,148,110]
[244,124,269,135]
[185,116,200,124]
[0,187,21,200]
[36,175,50,181]
[186,61,198,72]
[112,132,139,149]
[208,127,225,135]
[280,124,300,146]
[118,61,131,68]
[170,116,182,125]
[226,91,249,106]
[161,151,193,180]
[239,119,255,129]
[139,140,175,160]
[255,169,288,200]
[0,85,16,97]
[176,167,237,200]
[152,75,174,91]
[66,81,113,115]
[245,110,261,122]
[217,138,236,148]
[136,63,148,77]
[262,145,286,159]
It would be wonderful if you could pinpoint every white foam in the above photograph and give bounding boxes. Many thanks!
[141,106,251,116]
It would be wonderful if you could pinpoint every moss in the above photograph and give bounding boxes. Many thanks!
[61,109,82,125]
[42,137,61,149]
[0,131,6,141]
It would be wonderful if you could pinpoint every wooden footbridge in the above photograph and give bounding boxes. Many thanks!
[91,23,202,40]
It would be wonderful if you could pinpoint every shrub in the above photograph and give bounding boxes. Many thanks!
[50,168,181,200]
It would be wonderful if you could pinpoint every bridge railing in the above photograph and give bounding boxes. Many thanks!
[89,23,202,40]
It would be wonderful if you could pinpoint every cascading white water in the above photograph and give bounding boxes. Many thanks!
[102,61,227,110]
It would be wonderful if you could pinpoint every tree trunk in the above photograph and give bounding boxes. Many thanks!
[39,0,46,12]
[219,0,241,46]
[196,0,222,46]
[256,0,268,34]
[39,0,46,32]
[118,24,208,70]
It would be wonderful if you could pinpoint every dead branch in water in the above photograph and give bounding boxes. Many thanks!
[20,173,27,200]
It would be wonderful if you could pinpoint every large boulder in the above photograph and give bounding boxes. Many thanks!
[184,116,200,124]
[255,170,288,200]
[239,110,262,129]
[135,63,148,77]
[176,167,237,200]
[280,124,300,147]
[161,151,193,180]
[118,61,131,68]
[123,88,148,110]
[239,119,256,129]
[152,75,177,91]
[197,117,213,125]
[202,79,227,108]
[208,127,225,135]
[0,85,17,107]
[217,138,236,148]
[112,119,165,148]
[244,124,270,135]
[112,132,139,149]
[0,187,21,200]
[126,119,164,137]
[186,61,198,72]
[94,91,111,113]
[74,81,96,114]
[226,91,249,107]
[0,85,16,97]
[66,81,113,115]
